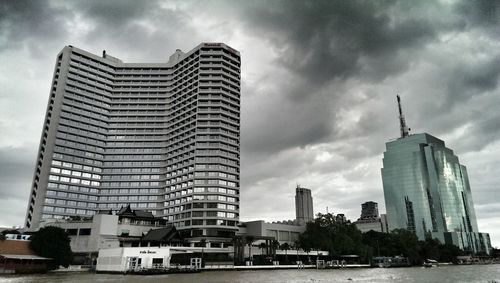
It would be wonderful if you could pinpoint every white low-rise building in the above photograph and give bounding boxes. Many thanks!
[96,246,229,272]
[97,247,173,272]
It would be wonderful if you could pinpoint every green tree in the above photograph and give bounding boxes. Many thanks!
[438,243,462,263]
[271,240,280,260]
[30,226,72,269]
[232,236,245,265]
[420,237,441,261]
[299,213,368,260]
[245,235,255,262]
[362,228,466,265]
[280,242,290,263]
[259,242,267,256]
[293,240,301,262]
[390,229,421,264]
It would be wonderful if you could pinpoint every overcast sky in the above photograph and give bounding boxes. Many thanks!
[0,0,499,246]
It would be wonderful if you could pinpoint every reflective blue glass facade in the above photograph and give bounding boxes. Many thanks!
[382,133,491,254]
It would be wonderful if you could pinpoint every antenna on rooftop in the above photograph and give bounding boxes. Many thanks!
[397,94,410,138]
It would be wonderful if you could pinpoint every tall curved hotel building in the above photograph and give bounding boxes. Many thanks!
[25,43,241,240]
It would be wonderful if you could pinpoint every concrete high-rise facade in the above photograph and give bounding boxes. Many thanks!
[360,201,379,219]
[295,186,313,225]
[381,96,491,253]
[355,202,387,233]
[25,43,241,241]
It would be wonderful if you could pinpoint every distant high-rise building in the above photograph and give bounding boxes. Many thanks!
[295,186,313,225]
[24,43,241,242]
[355,202,387,233]
[360,201,379,219]
[335,213,347,223]
[381,96,491,253]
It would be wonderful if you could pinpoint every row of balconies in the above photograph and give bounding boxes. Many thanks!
[67,72,114,91]
[62,99,110,115]
[199,69,240,82]
[200,65,239,80]
[200,61,239,74]
[59,118,108,136]
[68,64,114,85]
[69,53,116,73]
[200,49,240,63]
[60,111,109,128]
[57,125,107,141]
[55,131,106,147]
[200,56,240,70]
[61,106,109,124]
[199,74,240,87]
[64,86,111,106]
[65,82,112,102]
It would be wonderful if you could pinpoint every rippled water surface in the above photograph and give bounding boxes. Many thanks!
[1,265,499,283]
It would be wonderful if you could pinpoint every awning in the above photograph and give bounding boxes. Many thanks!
[0,254,51,260]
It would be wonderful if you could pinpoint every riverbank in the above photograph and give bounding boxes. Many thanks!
[203,264,371,271]
[1,264,500,283]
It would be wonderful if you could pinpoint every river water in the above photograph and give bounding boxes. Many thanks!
[1,265,499,283]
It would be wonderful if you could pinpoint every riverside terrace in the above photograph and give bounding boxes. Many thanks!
[96,246,336,273]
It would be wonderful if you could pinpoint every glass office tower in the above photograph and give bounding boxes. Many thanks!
[382,133,491,253]
[24,43,241,241]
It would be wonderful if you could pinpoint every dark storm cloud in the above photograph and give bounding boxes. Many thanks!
[241,81,335,156]
[63,0,201,61]
[236,0,469,159]
[72,0,160,27]
[446,55,500,104]
[0,0,71,51]
[457,0,500,29]
[239,0,461,87]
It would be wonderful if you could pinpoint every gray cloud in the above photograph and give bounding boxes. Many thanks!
[73,0,160,27]
[239,0,463,86]
[0,0,72,52]
[456,0,500,29]
[0,0,499,246]
[0,146,35,199]
[0,146,35,227]
[444,55,500,105]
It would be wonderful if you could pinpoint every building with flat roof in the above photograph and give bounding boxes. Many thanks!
[295,186,313,225]
[0,239,51,274]
[360,201,379,219]
[239,220,304,245]
[354,201,388,233]
[40,206,172,253]
[24,43,241,243]
[381,96,491,253]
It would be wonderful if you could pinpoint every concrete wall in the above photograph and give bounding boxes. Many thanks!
[244,221,305,244]
[42,214,165,253]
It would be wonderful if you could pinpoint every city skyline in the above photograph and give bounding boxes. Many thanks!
[1,1,499,246]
